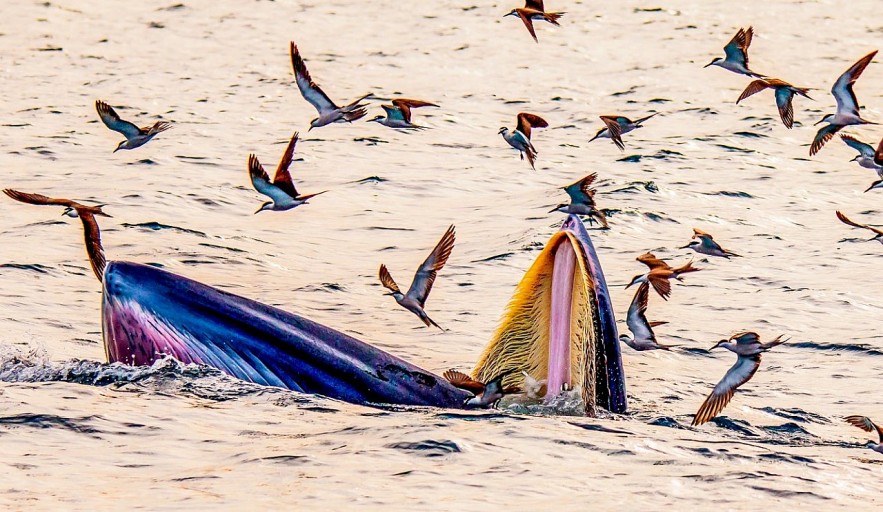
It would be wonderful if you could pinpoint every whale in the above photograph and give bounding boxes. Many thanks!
[3,187,626,414]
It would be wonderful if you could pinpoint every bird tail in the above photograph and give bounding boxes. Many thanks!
[673,260,701,277]
[343,107,368,122]
[649,321,669,328]
[544,12,565,25]
[296,190,327,202]
[794,87,812,100]
[525,147,537,170]
[424,314,444,331]
[724,249,742,258]
[149,122,172,135]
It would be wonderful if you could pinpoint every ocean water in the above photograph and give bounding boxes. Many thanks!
[0,0,881,509]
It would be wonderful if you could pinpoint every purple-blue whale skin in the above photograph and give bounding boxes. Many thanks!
[101,261,472,409]
[561,215,627,413]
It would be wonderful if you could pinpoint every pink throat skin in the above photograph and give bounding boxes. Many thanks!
[546,241,574,400]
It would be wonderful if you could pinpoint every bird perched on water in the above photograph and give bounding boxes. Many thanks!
[3,189,109,280]
[289,42,369,130]
[835,211,883,243]
[626,252,701,300]
[443,369,521,408]
[588,113,657,151]
[499,112,548,170]
[504,0,565,43]
[379,225,456,329]
[368,98,438,129]
[736,78,811,129]
[692,332,788,426]
[809,50,878,156]
[619,282,675,352]
[248,132,325,214]
[549,173,608,228]
[844,416,883,455]
[95,100,171,152]
[704,26,764,77]
[682,228,741,258]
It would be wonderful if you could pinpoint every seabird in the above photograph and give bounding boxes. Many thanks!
[840,135,883,176]
[289,42,369,130]
[810,50,878,156]
[844,416,883,454]
[682,228,741,258]
[499,112,548,170]
[368,98,438,129]
[379,225,456,330]
[248,132,325,214]
[835,210,883,243]
[443,369,521,408]
[504,0,565,43]
[626,252,701,300]
[3,189,108,280]
[588,113,658,151]
[95,100,171,152]
[619,281,676,351]
[549,173,608,228]
[692,332,787,426]
[704,27,764,77]
[736,78,811,129]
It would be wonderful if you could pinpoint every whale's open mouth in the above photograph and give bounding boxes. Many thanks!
[98,215,625,413]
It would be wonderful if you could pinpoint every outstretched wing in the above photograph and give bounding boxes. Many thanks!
[875,137,883,166]
[774,88,796,128]
[646,272,672,301]
[516,112,548,140]
[290,42,339,115]
[381,104,407,122]
[95,100,142,138]
[3,189,77,208]
[692,354,761,426]
[832,50,877,117]
[391,98,437,123]
[723,27,752,68]
[810,123,842,156]
[636,252,671,271]
[407,225,456,306]
[840,135,875,157]
[563,173,597,205]
[248,154,292,203]
[736,79,770,104]
[443,370,486,394]
[626,282,656,343]
[836,210,883,236]
[378,264,401,294]
[599,116,625,150]
[80,212,106,281]
[272,132,300,198]
[845,415,883,443]
[524,0,545,10]
[516,10,539,43]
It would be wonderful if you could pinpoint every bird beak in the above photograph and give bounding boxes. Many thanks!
[703,60,714,68]
[308,125,313,132]
[679,243,691,249]
[814,118,825,126]
[253,207,263,215]
[113,147,120,153]
[850,156,860,162]
[548,207,558,213]
[709,340,725,351]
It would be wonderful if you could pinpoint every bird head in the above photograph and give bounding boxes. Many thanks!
[680,240,700,250]
[254,202,273,214]
[618,334,632,344]
[815,114,835,126]
[113,141,126,153]
[703,58,722,68]
[849,155,861,162]
[368,115,384,123]
[61,207,78,218]
[498,126,508,135]
[709,339,727,351]
[308,118,319,131]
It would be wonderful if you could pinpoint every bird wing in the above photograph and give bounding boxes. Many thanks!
[378,264,401,294]
[80,212,106,281]
[810,123,843,156]
[443,370,486,394]
[407,225,456,306]
[692,354,761,426]
[636,252,671,271]
[836,210,883,236]
[272,133,301,198]
[773,88,796,128]
[524,0,545,10]
[381,104,407,122]
[723,27,752,68]
[248,154,293,203]
[692,227,713,240]
[845,415,883,443]
[626,282,656,343]
[832,50,877,117]
[633,112,659,125]
[95,100,143,138]
[516,112,548,140]
[3,189,78,208]
[840,135,874,157]
[875,137,883,166]
[646,271,672,301]
[730,331,760,345]
[290,42,339,115]
[391,98,437,123]
[736,79,771,104]
[599,116,625,150]
[760,334,788,350]
[563,173,597,205]
[515,10,539,43]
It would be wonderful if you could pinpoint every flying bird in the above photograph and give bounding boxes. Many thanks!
[95,100,171,152]
[704,26,764,77]
[368,98,438,129]
[290,42,369,130]
[682,228,741,258]
[3,189,109,280]
[379,225,456,329]
[736,78,811,128]
[443,369,521,408]
[810,50,878,156]
[504,0,565,43]
[588,113,658,151]
[626,252,701,300]
[499,112,548,170]
[835,210,883,243]
[844,416,883,454]
[619,282,675,351]
[248,132,325,214]
[549,173,608,228]
[692,332,787,426]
